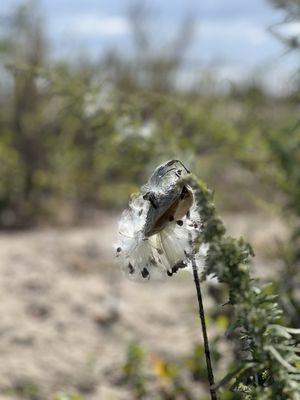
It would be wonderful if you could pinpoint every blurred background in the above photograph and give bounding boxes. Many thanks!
[0,0,299,399]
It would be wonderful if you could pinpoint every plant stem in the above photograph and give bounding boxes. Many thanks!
[192,258,218,400]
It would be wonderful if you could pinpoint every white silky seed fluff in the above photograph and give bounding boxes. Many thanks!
[115,160,208,280]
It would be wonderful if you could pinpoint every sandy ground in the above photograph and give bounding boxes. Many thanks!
[0,213,287,400]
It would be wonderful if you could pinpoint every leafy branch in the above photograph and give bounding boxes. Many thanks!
[184,174,300,399]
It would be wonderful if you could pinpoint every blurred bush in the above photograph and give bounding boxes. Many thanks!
[0,1,298,228]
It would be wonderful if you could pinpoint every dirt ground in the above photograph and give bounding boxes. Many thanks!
[0,213,286,400]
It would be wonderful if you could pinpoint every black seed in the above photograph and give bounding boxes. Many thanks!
[141,268,149,278]
[138,209,143,216]
[172,265,179,273]
[157,248,164,255]
[176,220,183,226]
[171,261,186,275]
[117,247,122,253]
[167,271,173,277]
[128,263,135,274]
[169,215,174,222]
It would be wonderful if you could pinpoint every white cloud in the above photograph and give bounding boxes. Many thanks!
[278,21,300,37]
[57,14,130,37]
[197,19,269,45]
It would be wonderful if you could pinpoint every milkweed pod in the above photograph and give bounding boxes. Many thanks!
[115,160,206,281]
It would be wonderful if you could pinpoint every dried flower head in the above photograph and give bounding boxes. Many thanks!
[115,160,208,280]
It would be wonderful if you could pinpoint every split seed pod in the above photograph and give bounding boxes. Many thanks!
[115,160,207,280]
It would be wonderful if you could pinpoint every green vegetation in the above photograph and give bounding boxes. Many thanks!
[189,176,300,399]
[0,1,298,228]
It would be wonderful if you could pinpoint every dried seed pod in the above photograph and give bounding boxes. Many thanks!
[115,160,207,280]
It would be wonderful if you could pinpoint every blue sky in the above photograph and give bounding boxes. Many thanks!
[2,0,300,90]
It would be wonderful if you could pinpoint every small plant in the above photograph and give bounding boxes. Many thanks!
[115,160,300,399]
[187,173,300,399]
[122,342,147,398]
[3,381,40,400]
[265,125,300,328]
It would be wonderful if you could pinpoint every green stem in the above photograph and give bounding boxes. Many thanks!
[192,258,218,400]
